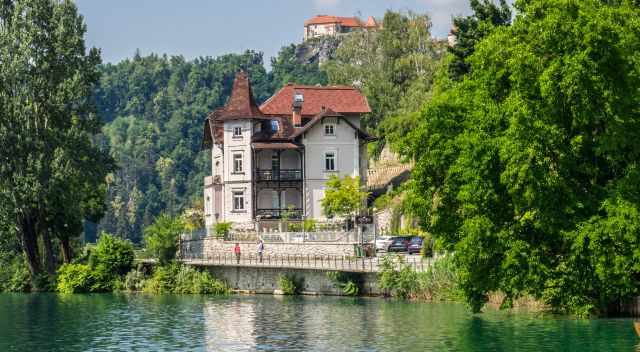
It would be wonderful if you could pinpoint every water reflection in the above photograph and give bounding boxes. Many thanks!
[0,293,637,351]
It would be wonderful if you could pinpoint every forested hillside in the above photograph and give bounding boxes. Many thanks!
[91,11,444,242]
[93,48,328,242]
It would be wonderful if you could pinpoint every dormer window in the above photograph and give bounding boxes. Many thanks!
[324,124,335,136]
[270,120,279,132]
[233,126,242,138]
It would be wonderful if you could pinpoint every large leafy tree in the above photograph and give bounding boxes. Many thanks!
[448,0,512,80]
[398,0,640,314]
[0,0,114,285]
[323,11,444,152]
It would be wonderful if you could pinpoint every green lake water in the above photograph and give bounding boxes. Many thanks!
[0,293,637,351]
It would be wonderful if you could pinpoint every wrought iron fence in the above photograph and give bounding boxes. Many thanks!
[255,169,302,181]
[179,251,432,273]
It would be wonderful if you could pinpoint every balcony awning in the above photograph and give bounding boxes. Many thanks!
[252,142,301,150]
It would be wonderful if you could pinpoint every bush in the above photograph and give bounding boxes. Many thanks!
[144,215,184,264]
[327,271,362,296]
[378,255,418,298]
[214,222,232,238]
[90,233,135,276]
[415,254,462,301]
[122,268,146,292]
[278,273,304,295]
[174,265,228,294]
[143,264,228,295]
[303,219,316,232]
[0,254,31,292]
[56,263,94,294]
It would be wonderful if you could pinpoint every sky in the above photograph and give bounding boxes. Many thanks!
[76,0,477,67]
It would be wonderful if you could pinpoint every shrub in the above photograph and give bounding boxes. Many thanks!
[56,263,94,294]
[303,219,317,232]
[144,215,184,264]
[327,271,362,296]
[143,264,177,294]
[122,268,147,292]
[90,233,135,276]
[415,254,462,301]
[0,254,31,292]
[214,222,232,238]
[143,264,228,294]
[378,255,418,298]
[278,273,304,295]
[174,265,228,294]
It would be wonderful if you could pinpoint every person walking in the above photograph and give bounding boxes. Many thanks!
[257,239,264,263]
[234,243,241,264]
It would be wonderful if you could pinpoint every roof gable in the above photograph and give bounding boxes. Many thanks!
[216,71,268,121]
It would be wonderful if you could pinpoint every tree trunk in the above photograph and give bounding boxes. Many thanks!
[41,228,56,276]
[60,236,72,264]
[19,214,42,288]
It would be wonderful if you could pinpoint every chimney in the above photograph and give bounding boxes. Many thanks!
[292,93,304,127]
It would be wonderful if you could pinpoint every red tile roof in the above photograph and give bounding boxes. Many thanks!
[216,71,269,121]
[304,15,363,28]
[260,84,371,117]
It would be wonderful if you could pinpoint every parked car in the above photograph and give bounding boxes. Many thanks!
[387,236,411,252]
[375,236,394,251]
[408,236,423,255]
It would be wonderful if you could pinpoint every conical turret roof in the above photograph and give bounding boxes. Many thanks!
[216,71,269,120]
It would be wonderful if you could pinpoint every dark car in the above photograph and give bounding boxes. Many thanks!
[408,236,423,255]
[387,236,411,252]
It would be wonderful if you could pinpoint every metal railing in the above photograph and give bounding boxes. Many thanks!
[179,251,432,273]
[255,208,303,219]
[256,169,302,181]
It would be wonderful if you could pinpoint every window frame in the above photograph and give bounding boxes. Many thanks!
[232,191,245,211]
[233,153,243,173]
[324,151,336,172]
[324,124,335,136]
[232,126,243,138]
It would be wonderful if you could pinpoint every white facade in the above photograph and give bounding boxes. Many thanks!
[204,115,368,228]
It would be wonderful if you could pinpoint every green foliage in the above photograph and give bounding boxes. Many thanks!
[122,268,146,292]
[277,273,304,295]
[323,10,445,151]
[0,0,114,283]
[90,233,135,276]
[448,0,512,80]
[96,51,273,242]
[270,42,328,87]
[0,254,31,293]
[214,222,232,237]
[416,255,463,301]
[143,264,228,295]
[144,215,184,264]
[56,264,95,294]
[378,255,419,299]
[321,175,369,218]
[327,271,362,296]
[396,0,640,314]
[303,219,317,232]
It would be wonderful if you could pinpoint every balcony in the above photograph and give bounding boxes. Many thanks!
[256,169,302,181]
[255,208,303,220]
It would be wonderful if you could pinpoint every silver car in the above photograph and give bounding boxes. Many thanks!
[375,236,393,251]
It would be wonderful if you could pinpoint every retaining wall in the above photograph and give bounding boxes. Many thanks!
[197,265,381,296]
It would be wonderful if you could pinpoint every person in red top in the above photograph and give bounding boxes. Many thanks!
[234,243,241,264]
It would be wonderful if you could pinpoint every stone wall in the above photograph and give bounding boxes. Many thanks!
[199,265,381,296]
[181,238,358,259]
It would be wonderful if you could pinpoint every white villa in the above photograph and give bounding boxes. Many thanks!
[202,71,374,231]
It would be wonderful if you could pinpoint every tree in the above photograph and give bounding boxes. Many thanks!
[397,0,640,315]
[0,0,114,286]
[448,0,512,80]
[321,176,369,221]
[144,214,184,265]
[323,11,444,153]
